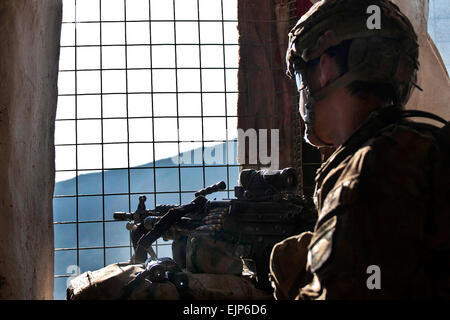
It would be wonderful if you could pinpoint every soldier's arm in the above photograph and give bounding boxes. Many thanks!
[269,232,313,299]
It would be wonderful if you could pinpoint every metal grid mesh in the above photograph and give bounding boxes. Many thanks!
[54,0,239,299]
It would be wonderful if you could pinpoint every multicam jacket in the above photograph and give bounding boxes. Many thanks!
[271,106,450,299]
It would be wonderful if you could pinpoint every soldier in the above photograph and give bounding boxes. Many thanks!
[269,0,450,299]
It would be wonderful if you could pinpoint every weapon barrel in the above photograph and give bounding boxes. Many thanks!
[113,212,133,221]
[195,181,226,197]
[138,196,208,251]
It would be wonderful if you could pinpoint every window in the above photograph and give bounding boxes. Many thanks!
[54,0,238,299]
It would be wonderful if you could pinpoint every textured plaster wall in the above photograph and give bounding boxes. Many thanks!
[391,0,450,121]
[0,0,62,299]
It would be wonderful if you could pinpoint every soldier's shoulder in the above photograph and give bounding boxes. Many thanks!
[368,120,438,152]
[318,119,444,208]
[334,121,438,193]
[359,120,440,169]
[350,120,441,189]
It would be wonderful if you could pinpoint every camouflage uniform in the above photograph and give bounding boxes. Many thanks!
[67,236,272,300]
[271,106,450,300]
[314,107,448,299]
[67,262,271,300]
[270,0,450,300]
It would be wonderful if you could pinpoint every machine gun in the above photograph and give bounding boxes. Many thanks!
[113,168,317,291]
[113,182,226,264]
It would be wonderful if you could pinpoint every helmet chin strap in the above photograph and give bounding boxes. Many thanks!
[300,65,371,148]
[301,96,334,148]
[311,67,362,102]
[296,64,368,149]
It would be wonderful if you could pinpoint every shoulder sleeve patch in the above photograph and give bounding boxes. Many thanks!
[308,215,337,274]
[318,178,358,224]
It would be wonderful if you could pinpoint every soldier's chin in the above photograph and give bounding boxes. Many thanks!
[304,129,329,148]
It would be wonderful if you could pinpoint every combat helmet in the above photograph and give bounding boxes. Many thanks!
[286,0,419,106]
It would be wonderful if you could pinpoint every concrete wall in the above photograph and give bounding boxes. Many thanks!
[0,0,62,299]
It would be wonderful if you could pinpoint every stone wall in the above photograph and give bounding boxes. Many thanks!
[0,0,62,299]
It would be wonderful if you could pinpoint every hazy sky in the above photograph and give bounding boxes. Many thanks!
[56,0,238,182]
